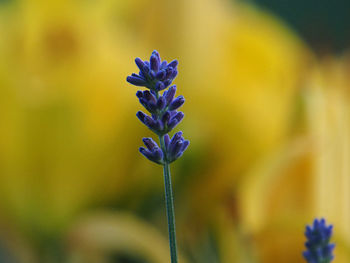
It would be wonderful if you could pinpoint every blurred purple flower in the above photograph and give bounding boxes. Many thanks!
[303,218,335,263]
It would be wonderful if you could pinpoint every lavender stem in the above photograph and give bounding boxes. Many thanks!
[159,134,178,263]
[127,51,188,263]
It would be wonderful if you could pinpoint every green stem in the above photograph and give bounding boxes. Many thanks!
[159,135,178,263]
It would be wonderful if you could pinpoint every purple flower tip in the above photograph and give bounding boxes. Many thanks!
[127,51,179,91]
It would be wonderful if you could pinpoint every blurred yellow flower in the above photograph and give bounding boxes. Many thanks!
[0,0,349,262]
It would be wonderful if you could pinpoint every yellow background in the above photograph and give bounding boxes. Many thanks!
[0,0,349,262]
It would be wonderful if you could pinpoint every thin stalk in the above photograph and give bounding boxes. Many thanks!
[159,135,178,263]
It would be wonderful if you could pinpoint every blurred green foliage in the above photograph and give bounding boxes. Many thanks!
[244,0,350,53]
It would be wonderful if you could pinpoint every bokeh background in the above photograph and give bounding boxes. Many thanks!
[0,0,350,262]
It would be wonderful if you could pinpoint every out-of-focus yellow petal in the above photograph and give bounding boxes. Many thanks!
[305,55,350,248]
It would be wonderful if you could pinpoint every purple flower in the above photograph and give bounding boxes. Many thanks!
[303,218,335,263]
[127,50,189,165]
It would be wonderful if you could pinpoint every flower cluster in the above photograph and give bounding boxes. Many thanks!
[127,50,178,91]
[127,50,189,164]
[135,86,185,135]
[139,132,189,164]
[303,218,335,263]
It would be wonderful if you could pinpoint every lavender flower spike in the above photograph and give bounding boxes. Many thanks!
[127,50,189,263]
[303,218,335,263]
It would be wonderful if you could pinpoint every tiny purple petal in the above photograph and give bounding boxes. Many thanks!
[160,61,167,69]
[157,96,166,110]
[181,140,189,152]
[173,141,183,155]
[168,96,185,111]
[152,50,161,61]
[173,111,184,123]
[142,138,158,151]
[139,98,148,109]
[136,111,147,124]
[150,54,160,72]
[168,60,178,68]
[170,69,178,79]
[135,58,145,71]
[165,68,174,79]
[165,85,177,105]
[144,115,156,129]
[127,76,147,86]
[164,134,170,149]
